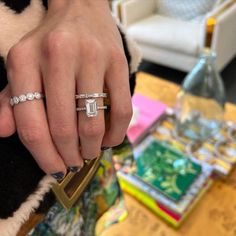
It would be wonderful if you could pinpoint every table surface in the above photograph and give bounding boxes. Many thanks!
[101,72,236,236]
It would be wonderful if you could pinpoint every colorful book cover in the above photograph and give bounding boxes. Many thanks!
[112,133,212,227]
[118,174,212,227]
[118,160,212,215]
[133,138,202,201]
[127,93,167,144]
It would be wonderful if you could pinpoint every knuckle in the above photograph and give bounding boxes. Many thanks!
[115,103,133,122]
[7,41,32,70]
[50,124,75,141]
[109,47,128,67]
[80,38,103,64]
[80,122,104,138]
[18,126,44,146]
[42,31,74,58]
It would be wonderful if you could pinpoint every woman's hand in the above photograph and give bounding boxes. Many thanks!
[2,0,132,178]
[0,85,15,137]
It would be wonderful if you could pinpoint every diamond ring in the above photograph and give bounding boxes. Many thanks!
[10,92,44,107]
[76,99,107,117]
[75,93,107,99]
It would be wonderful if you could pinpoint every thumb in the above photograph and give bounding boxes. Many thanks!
[0,85,16,137]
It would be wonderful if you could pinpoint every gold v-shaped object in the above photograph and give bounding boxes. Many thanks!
[52,156,102,210]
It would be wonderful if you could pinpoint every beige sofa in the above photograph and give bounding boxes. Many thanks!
[113,0,236,71]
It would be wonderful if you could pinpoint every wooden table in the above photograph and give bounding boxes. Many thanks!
[101,72,236,236]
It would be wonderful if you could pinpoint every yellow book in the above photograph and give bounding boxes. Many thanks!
[118,174,212,228]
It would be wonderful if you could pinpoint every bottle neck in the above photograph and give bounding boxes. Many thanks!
[199,48,216,65]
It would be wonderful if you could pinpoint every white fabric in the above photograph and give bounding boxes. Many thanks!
[127,15,202,56]
[211,2,236,70]
[206,0,232,18]
[0,176,56,236]
[136,43,198,71]
[214,0,227,6]
[120,0,235,71]
[114,19,142,73]
[0,0,45,59]
[156,0,217,20]
[121,0,156,27]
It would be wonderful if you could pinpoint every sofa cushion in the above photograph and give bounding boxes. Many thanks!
[127,15,203,56]
[156,0,217,21]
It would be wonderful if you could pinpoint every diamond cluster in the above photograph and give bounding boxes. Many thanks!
[10,92,44,106]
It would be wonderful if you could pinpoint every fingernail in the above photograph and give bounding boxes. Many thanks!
[68,166,81,173]
[101,147,110,151]
[51,172,65,181]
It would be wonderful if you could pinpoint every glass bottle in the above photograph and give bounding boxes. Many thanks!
[175,48,226,141]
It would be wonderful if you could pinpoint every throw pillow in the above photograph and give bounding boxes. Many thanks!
[156,0,218,21]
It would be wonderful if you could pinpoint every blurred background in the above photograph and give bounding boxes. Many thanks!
[101,1,236,236]
[111,0,236,103]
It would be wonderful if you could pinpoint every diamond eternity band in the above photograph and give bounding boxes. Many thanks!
[75,93,107,99]
[10,92,44,107]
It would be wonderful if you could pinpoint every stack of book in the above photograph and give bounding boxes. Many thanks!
[113,93,213,227]
[116,136,212,227]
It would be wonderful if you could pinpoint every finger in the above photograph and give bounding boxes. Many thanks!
[41,35,83,170]
[77,45,105,159]
[7,45,66,177]
[102,51,132,148]
[0,85,16,137]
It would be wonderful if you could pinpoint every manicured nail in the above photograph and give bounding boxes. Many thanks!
[51,172,65,181]
[68,166,81,173]
[101,147,110,151]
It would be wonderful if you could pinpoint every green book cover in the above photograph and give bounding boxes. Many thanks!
[134,139,202,202]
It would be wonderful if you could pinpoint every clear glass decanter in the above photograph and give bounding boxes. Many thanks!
[175,48,226,141]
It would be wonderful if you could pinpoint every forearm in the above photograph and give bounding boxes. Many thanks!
[47,0,110,10]
[46,0,111,19]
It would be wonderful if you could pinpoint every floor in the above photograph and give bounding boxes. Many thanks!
[139,57,236,104]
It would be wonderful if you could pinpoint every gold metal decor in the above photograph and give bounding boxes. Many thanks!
[52,156,102,210]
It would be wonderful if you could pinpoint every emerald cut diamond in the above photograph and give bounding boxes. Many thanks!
[85,99,98,117]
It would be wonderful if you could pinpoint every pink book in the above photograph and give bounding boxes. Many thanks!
[127,93,167,144]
